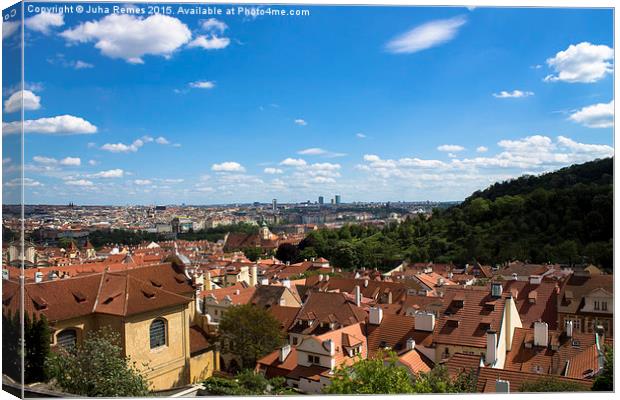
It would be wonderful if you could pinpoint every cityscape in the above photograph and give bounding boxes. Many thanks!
[2,2,615,398]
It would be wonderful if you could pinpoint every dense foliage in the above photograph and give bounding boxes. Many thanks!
[46,326,150,396]
[217,304,285,369]
[201,370,294,395]
[2,312,51,384]
[325,351,477,394]
[177,222,258,242]
[592,345,613,391]
[519,376,587,392]
[294,158,613,272]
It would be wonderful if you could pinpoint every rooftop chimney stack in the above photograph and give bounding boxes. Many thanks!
[282,279,291,288]
[354,285,361,307]
[369,306,384,325]
[565,320,573,338]
[35,272,43,283]
[406,338,416,351]
[534,321,549,347]
[279,344,291,362]
[486,330,498,366]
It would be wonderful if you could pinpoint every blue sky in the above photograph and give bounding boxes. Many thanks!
[2,4,614,205]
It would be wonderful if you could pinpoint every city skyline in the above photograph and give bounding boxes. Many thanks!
[2,5,614,205]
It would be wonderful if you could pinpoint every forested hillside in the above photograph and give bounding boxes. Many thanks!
[296,158,613,272]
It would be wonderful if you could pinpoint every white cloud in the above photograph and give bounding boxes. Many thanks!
[356,132,367,139]
[74,60,94,69]
[212,161,245,172]
[568,100,613,128]
[188,17,230,50]
[100,137,151,153]
[66,179,93,186]
[33,156,58,165]
[187,35,231,50]
[60,14,191,64]
[544,42,614,83]
[385,16,466,54]
[264,167,283,174]
[25,12,64,34]
[134,179,153,185]
[476,146,488,153]
[294,119,307,126]
[492,90,534,98]
[437,144,465,152]
[155,136,170,144]
[3,20,19,40]
[88,159,98,166]
[201,18,227,33]
[280,158,307,167]
[6,178,43,187]
[60,157,81,166]
[3,115,97,135]
[92,169,124,178]
[4,90,41,113]
[189,80,216,89]
[297,147,346,158]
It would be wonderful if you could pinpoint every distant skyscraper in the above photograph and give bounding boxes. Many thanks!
[318,196,324,205]
[272,198,277,211]
[335,195,341,205]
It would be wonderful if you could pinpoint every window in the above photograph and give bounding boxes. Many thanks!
[150,319,167,349]
[292,337,298,345]
[307,355,320,365]
[57,329,77,349]
[602,302,608,311]
[594,301,600,311]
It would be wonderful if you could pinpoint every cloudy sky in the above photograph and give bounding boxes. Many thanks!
[2,4,614,205]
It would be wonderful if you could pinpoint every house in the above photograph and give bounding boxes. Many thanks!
[257,322,368,393]
[475,367,592,393]
[503,321,606,379]
[2,263,218,390]
[501,276,561,329]
[431,284,522,368]
[558,273,613,336]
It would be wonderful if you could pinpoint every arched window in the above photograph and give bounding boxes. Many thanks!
[57,329,77,349]
[150,319,167,349]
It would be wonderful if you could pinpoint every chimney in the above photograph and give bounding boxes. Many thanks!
[387,291,393,304]
[414,312,436,332]
[363,279,369,288]
[250,265,258,287]
[495,379,510,393]
[260,278,269,285]
[318,274,324,282]
[565,320,573,338]
[325,275,330,282]
[486,330,497,366]
[35,272,43,283]
[533,321,549,347]
[369,307,383,325]
[354,285,361,307]
[325,339,335,355]
[282,279,291,288]
[279,344,291,362]
[234,289,240,295]
[406,338,416,351]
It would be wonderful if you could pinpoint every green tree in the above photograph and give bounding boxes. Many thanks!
[520,376,587,392]
[24,313,51,383]
[242,247,263,262]
[275,243,300,264]
[217,304,285,369]
[592,345,613,391]
[201,370,294,395]
[2,311,21,383]
[46,326,150,396]
[325,351,414,394]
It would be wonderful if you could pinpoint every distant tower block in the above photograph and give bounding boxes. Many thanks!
[272,198,277,211]
[318,196,324,205]
[335,194,341,205]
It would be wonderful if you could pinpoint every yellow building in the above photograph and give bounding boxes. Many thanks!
[3,262,219,391]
